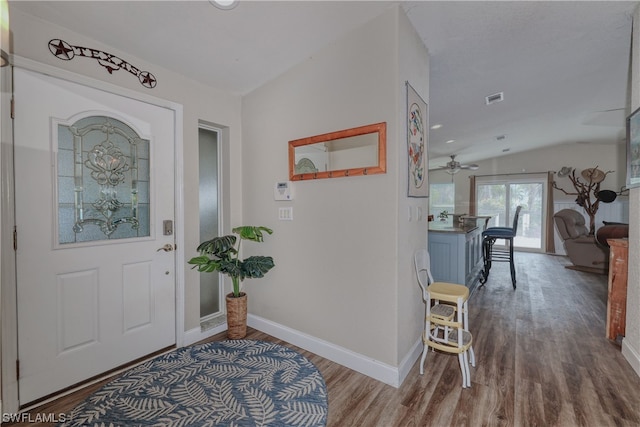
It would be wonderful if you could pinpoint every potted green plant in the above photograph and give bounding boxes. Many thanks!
[188,226,275,339]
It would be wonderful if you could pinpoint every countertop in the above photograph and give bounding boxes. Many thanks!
[428,216,491,234]
[428,221,479,234]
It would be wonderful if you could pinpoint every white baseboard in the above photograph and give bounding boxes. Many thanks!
[183,315,423,388]
[248,314,421,388]
[622,338,640,378]
[183,323,228,347]
[399,338,423,385]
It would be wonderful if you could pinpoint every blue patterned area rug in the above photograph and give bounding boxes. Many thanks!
[60,340,328,427]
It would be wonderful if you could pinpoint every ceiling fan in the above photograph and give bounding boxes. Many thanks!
[436,155,479,175]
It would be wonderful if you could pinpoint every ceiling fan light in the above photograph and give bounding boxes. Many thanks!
[445,167,460,175]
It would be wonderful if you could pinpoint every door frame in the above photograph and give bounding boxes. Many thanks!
[198,123,225,323]
[475,173,548,253]
[1,56,185,412]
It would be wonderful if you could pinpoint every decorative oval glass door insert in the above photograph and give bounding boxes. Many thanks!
[57,115,150,244]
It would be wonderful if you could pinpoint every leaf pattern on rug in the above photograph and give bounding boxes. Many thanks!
[281,401,328,427]
[116,396,176,421]
[209,379,247,420]
[276,371,325,401]
[280,359,302,383]
[203,363,251,380]
[59,340,328,427]
[244,387,276,426]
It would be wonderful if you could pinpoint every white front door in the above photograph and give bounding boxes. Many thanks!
[14,68,176,404]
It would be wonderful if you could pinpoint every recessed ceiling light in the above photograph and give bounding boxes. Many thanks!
[210,0,238,10]
[430,124,442,130]
[446,139,455,144]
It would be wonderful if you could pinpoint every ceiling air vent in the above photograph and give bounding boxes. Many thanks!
[485,92,504,105]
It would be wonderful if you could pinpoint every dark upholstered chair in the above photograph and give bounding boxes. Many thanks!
[553,209,608,272]
[595,222,629,248]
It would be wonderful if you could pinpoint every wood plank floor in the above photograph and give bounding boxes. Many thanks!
[7,252,640,426]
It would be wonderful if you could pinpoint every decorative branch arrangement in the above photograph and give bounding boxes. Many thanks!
[552,166,623,235]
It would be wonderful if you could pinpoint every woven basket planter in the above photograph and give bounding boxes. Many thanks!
[226,292,248,339]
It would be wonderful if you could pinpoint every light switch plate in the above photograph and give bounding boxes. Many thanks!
[278,207,293,221]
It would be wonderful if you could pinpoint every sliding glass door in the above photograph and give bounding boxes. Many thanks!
[476,175,546,251]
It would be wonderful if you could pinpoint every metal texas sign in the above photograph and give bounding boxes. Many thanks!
[48,38,157,89]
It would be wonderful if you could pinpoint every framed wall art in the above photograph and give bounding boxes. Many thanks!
[627,106,640,189]
[406,81,428,197]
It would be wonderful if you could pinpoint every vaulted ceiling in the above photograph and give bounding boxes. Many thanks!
[10,1,637,168]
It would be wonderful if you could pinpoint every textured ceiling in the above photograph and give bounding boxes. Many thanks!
[9,1,637,168]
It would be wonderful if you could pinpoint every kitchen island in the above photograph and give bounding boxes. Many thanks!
[428,216,489,292]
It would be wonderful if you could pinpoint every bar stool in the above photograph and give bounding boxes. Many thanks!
[414,249,475,388]
[479,205,522,289]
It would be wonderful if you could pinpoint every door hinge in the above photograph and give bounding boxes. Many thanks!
[13,227,17,251]
[16,359,19,380]
[11,97,14,119]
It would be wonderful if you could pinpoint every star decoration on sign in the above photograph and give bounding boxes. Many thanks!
[48,39,157,89]
[138,71,157,89]
[48,39,74,60]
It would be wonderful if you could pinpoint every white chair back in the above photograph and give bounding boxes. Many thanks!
[414,248,435,300]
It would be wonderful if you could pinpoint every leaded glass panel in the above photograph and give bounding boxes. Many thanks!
[58,116,150,244]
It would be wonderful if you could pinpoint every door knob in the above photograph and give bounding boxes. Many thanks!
[157,244,174,252]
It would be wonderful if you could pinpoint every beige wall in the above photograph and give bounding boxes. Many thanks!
[396,8,430,367]
[624,4,640,377]
[241,6,428,367]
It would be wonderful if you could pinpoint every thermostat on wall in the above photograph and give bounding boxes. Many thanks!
[274,181,294,201]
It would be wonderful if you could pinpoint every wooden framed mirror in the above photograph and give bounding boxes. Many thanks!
[288,122,386,181]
